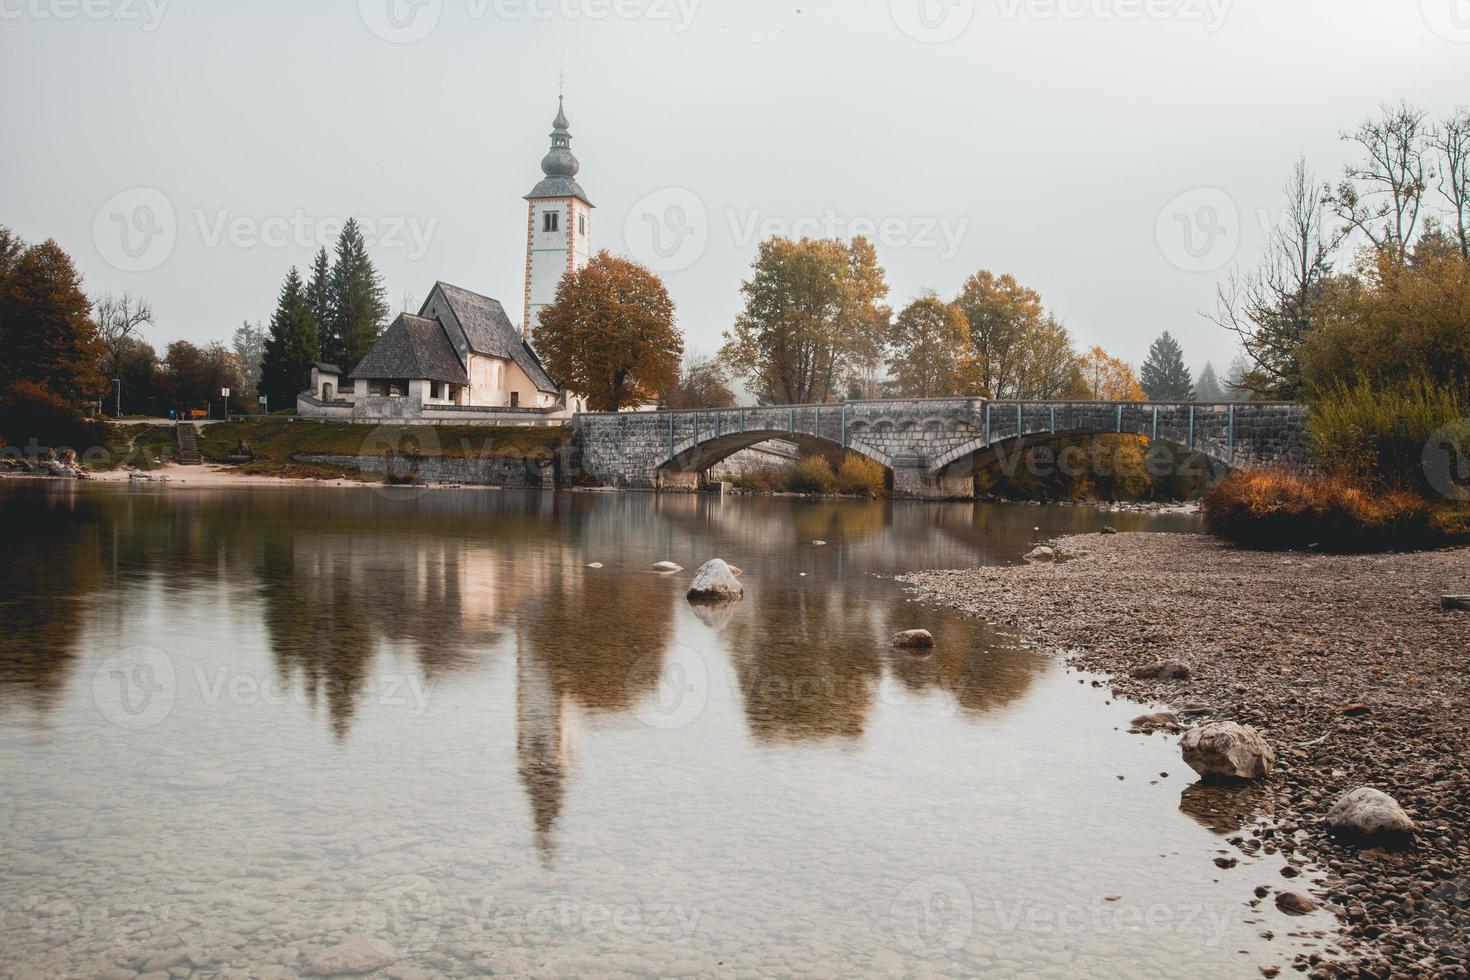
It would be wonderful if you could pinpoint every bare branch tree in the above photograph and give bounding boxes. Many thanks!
[1430,108,1470,259]
[1328,101,1430,262]
[1208,158,1336,399]
[92,291,155,379]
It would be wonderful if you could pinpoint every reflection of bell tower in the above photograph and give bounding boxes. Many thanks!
[515,634,576,863]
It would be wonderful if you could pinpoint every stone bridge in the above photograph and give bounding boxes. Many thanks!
[574,398,1309,498]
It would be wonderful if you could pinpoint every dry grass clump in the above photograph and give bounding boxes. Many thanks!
[1201,469,1467,551]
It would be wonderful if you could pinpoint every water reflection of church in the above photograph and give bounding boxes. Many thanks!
[6,488,1047,865]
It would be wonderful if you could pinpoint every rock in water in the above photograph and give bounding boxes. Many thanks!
[1101,526,1119,535]
[1326,787,1416,842]
[652,561,684,573]
[305,937,397,976]
[687,560,744,603]
[1275,892,1317,916]
[893,630,935,650]
[1025,546,1057,562]
[1130,711,1181,729]
[1130,660,1192,681]
[1181,722,1275,782]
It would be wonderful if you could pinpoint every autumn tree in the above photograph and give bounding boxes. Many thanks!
[721,236,892,405]
[954,270,1036,398]
[663,353,736,410]
[260,267,318,411]
[0,228,105,409]
[160,341,245,415]
[324,219,387,370]
[886,293,972,398]
[536,251,683,412]
[1140,331,1195,400]
[1078,347,1145,401]
[1299,242,1470,392]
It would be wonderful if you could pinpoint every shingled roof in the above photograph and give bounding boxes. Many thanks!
[350,314,469,386]
[428,282,560,395]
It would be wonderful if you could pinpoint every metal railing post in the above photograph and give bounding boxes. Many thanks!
[1188,405,1195,451]
[984,403,991,446]
[1228,404,1236,466]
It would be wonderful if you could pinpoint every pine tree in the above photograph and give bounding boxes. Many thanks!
[325,219,387,370]
[260,267,318,411]
[1195,361,1225,401]
[1140,331,1195,401]
[305,246,333,360]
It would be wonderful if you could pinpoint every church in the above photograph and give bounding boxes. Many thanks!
[299,98,592,422]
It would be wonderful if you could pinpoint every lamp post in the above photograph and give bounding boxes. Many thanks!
[112,379,122,418]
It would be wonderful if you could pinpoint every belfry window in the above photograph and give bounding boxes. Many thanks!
[579,214,586,235]
[544,211,560,233]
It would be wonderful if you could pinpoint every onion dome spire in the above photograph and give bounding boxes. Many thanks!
[526,95,593,207]
[541,97,579,179]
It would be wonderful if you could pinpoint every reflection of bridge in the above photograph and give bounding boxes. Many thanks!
[575,398,1309,498]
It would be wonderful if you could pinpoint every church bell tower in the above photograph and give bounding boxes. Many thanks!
[523,96,593,343]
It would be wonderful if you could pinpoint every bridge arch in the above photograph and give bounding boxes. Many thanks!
[657,429,893,480]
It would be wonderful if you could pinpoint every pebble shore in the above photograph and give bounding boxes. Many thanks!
[901,532,1470,979]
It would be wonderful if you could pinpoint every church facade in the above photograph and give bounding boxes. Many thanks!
[299,98,592,423]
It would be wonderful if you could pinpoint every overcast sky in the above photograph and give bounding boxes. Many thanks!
[2,0,1467,380]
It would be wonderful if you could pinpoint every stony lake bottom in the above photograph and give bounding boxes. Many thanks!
[0,482,1342,979]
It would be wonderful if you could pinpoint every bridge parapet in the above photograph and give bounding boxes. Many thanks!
[572,398,1309,496]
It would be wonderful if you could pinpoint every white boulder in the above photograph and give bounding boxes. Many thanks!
[1025,546,1057,562]
[652,561,684,574]
[1326,787,1416,840]
[1181,721,1275,782]
[687,559,744,603]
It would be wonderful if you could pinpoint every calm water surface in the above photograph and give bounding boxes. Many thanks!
[0,482,1337,978]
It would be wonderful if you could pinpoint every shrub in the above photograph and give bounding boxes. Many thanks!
[732,465,780,494]
[1309,375,1469,496]
[836,455,888,496]
[786,455,838,495]
[0,381,109,453]
[1200,469,1460,552]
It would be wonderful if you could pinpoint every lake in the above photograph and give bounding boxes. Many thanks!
[0,481,1337,978]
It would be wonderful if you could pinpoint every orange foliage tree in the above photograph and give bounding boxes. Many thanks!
[535,251,684,412]
[1077,347,1145,400]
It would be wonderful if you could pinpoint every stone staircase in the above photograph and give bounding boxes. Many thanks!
[176,423,201,466]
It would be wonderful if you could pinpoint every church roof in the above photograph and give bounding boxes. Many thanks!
[428,283,561,395]
[350,314,470,386]
[525,175,593,206]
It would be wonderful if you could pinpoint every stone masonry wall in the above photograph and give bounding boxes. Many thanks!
[573,400,1310,497]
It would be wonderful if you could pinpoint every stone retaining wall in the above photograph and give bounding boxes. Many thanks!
[295,453,558,488]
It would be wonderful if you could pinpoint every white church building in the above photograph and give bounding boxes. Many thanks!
[300,98,593,423]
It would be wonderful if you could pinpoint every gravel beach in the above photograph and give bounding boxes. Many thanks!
[902,532,1470,978]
